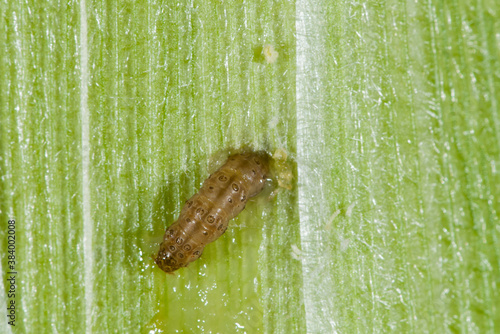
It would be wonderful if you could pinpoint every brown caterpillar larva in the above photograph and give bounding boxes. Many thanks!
[155,152,270,273]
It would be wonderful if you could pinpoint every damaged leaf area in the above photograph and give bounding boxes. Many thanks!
[0,0,498,333]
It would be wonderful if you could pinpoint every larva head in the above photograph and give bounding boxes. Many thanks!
[155,242,182,273]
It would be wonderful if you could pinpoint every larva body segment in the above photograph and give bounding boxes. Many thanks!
[155,152,270,273]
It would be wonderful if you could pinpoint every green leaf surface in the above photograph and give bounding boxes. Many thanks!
[1,0,499,333]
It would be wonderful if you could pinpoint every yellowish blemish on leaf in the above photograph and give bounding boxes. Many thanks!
[263,44,279,64]
[325,209,341,231]
[346,201,356,217]
[267,148,293,200]
[291,244,302,260]
[272,148,293,190]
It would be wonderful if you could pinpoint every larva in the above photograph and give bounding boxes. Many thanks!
[155,152,270,273]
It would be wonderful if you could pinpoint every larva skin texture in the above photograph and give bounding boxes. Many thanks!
[155,152,270,273]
